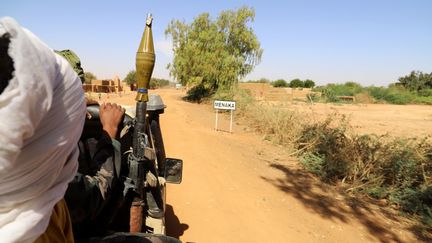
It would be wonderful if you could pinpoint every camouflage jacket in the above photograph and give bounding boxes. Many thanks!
[64,132,122,238]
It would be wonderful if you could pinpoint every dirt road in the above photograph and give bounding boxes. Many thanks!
[107,89,420,243]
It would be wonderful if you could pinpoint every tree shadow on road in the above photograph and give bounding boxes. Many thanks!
[165,204,189,239]
[261,163,411,243]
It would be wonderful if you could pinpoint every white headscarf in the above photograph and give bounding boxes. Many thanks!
[0,17,86,242]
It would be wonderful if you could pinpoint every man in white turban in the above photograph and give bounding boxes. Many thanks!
[0,17,86,242]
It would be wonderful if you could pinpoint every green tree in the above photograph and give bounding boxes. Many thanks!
[84,72,97,84]
[272,79,288,87]
[398,71,432,92]
[150,78,171,89]
[304,79,315,88]
[289,79,304,88]
[124,70,136,85]
[165,6,263,100]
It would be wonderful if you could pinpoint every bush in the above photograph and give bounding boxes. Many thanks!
[150,78,171,89]
[304,79,315,88]
[124,70,136,85]
[325,82,364,96]
[297,115,352,180]
[84,72,97,84]
[235,88,432,228]
[272,79,289,87]
[322,88,340,103]
[289,79,304,88]
[418,88,432,97]
[296,114,432,225]
[367,86,415,104]
[246,78,270,83]
[306,93,321,102]
[213,87,235,101]
[354,92,375,103]
[300,80,432,105]
[316,82,365,103]
[235,91,301,148]
[300,153,325,177]
[184,84,212,103]
[413,96,432,105]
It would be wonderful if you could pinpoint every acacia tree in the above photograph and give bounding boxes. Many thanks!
[124,70,136,85]
[272,79,288,87]
[304,79,315,88]
[398,71,432,92]
[84,72,97,83]
[165,6,263,98]
[289,79,304,88]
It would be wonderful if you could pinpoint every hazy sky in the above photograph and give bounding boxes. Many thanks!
[2,0,431,86]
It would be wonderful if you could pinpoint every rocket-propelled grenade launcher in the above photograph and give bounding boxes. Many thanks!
[130,13,156,233]
[133,13,155,159]
[132,14,155,164]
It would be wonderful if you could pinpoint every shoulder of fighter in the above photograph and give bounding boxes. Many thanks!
[55,49,85,83]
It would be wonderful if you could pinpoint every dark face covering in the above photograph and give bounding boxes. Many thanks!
[0,33,14,94]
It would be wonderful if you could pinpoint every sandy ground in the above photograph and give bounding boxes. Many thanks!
[99,89,425,243]
[287,102,432,138]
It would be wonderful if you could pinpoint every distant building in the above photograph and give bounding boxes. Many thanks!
[83,75,123,93]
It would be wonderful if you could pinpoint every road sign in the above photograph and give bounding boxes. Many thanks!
[214,100,236,110]
[213,100,236,133]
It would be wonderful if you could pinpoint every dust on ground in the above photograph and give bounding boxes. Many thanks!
[94,88,426,243]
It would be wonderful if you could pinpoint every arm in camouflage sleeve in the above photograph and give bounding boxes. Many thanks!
[65,132,121,223]
[65,102,125,236]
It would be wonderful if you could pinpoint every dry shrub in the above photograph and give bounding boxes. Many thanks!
[235,89,302,149]
[297,113,432,226]
[354,92,374,103]
[234,89,432,228]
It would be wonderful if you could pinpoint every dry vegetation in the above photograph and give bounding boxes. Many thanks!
[228,88,432,239]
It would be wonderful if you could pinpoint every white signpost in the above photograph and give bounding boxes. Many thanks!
[214,100,236,133]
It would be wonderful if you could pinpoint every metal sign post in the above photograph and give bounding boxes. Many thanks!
[215,109,219,130]
[229,109,233,133]
[214,100,236,133]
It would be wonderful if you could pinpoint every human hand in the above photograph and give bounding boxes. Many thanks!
[99,103,125,138]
